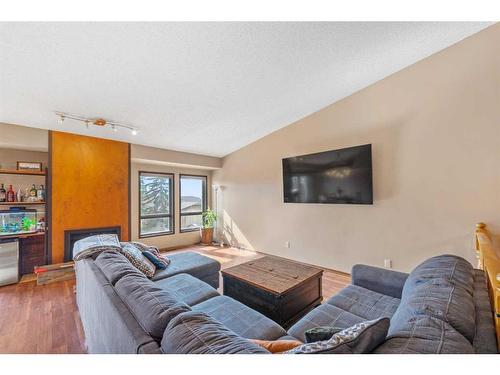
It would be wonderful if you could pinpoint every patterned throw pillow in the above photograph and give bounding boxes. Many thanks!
[128,241,170,268]
[285,318,390,354]
[119,242,156,277]
[73,234,121,261]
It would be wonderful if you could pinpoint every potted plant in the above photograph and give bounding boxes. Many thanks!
[201,208,217,245]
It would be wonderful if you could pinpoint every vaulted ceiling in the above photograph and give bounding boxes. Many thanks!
[0,22,492,156]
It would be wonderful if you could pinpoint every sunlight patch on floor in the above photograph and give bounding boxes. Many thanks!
[211,248,258,257]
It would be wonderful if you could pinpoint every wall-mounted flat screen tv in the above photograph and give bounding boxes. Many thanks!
[282,144,373,204]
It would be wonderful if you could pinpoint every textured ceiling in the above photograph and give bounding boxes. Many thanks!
[0,22,492,156]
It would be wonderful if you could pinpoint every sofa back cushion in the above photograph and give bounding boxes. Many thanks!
[377,316,474,354]
[162,311,269,354]
[389,278,476,342]
[115,273,191,341]
[95,251,146,285]
[403,255,474,297]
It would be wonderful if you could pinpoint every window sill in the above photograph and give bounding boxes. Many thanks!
[180,228,201,233]
[139,231,175,239]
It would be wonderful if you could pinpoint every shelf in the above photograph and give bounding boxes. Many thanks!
[0,201,45,206]
[0,169,45,176]
[0,231,45,240]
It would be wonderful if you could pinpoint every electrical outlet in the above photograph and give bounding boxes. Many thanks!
[384,259,392,269]
[285,241,290,248]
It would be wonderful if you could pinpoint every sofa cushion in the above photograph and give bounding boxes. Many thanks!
[403,255,474,297]
[375,316,475,354]
[114,273,191,341]
[287,303,365,342]
[151,252,221,287]
[154,273,219,306]
[326,284,400,320]
[94,251,146,285]
[192,295,286,340]
[285,318,389,354]
[472,269,498,353]
[351,264,408,298]
[161,311,269,354]
[119,242,156,277]
[389,278,476,343]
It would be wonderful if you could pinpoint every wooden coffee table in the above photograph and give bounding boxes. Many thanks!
[221,256,323,328]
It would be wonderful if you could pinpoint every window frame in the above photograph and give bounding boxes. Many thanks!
[138,171,175,238]
[179,174,208,233]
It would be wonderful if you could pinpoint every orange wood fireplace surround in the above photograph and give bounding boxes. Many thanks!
[48,131,130,264]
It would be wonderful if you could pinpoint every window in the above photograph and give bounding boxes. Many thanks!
[180,174,207,232]
[139,172,174,237]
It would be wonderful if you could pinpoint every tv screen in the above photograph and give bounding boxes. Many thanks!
[282,144,373,204]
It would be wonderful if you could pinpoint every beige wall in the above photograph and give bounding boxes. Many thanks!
[0,148,48,171]
[0,122,48,151]
[131,144,221,170]
[213,24,500,273]
[131,162,212,250]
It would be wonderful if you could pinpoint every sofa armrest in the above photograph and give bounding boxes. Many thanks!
[351,264,409,299]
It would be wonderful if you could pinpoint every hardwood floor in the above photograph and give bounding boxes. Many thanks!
[0,245,350,354]
[0,278,86,353]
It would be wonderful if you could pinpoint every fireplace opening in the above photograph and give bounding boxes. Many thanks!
[64,226,121,262]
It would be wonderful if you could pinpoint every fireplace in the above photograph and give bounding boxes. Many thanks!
[64,226,121,262]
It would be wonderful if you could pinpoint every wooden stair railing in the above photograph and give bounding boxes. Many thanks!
[475,222,500,351]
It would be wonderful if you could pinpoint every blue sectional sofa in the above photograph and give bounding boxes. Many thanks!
[75,251,498,354]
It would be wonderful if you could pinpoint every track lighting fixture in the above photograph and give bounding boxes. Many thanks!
[55,111,138,135]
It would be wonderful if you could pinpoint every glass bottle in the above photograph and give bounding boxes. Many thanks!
[6,185,15,202]
[37,185,45,201]
[30,184,37,198]
[0,184,6,202]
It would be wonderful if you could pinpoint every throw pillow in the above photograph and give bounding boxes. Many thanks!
[143,250,168,270]
[119,242,156,277]
[284,318,390,354]
[304,326,344,343]
[250,339,303,353]
[73,234,121,261]
[128,241,171,268]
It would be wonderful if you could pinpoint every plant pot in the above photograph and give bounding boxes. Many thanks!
[200,227,214,245]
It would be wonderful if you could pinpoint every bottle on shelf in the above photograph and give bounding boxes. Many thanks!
[6,185,15,202]
[0,184,5,202]
[28,184,37,202]
[16,188,23,203]
[37,185,45,201]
